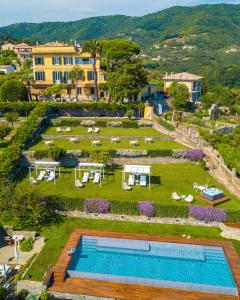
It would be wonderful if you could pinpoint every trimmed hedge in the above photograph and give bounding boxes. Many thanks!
[158,118,175,131]
[148,149,173,157]
[226,210,240,223]
[122,121,138,128]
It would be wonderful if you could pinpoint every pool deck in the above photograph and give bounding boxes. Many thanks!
[48,229,240,300]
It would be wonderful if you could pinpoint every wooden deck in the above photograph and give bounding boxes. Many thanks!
[197,194,230,206]
[48,230,240,300]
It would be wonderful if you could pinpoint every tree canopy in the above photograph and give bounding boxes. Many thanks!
[0,79,28,102]
[167,81,190,111]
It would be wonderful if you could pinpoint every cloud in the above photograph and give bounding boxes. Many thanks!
[0,0,239,26]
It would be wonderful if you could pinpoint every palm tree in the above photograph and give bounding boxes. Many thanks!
[82,40,102,100]
[69,66,85,101]
[20,67,35,101]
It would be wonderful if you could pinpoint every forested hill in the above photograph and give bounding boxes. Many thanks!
[0,4,239,48]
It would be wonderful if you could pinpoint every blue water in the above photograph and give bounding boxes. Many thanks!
[67,236,237,294]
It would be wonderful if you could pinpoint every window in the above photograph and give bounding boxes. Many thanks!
[63,71,70,83]
[75,57,94,65]
[100,74,106,81]
[77,87,82,95]
[53,71,62,83]
[64,57,73,65]
[67,87,72,95]
[35,57,44,65]
[87,71,95,81]
[35,71,45,81]
[90,87,95,95]
[52,56,62,65]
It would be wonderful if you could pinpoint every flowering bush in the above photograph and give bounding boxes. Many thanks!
[116,149,148,157]
[80,120,96,127]
[189,206,227,222]
[172,150,185,159]
[137,121,152,128]
[138,201,155,217]
[184,149,205,161]
[84,199,110,214]
[107,121,122,128]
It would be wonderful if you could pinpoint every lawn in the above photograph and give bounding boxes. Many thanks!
[22,164,239,209]
[25,217,224,281]
[30,138,187,151]
[44,126,167,138]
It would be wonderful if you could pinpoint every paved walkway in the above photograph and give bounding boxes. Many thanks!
[60,211,240,241]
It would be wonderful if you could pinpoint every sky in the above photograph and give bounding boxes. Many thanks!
[0,0,239,26]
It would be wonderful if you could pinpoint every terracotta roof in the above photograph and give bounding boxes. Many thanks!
[163,72,203,81]
[15,43,31,48]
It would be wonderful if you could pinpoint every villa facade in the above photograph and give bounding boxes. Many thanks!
[31,43,106,100]
[163,72,203,102]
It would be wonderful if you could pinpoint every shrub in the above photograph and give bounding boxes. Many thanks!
[138,201,155,217]
[107,121,122,128]
[122,121,138,128]
[137,121,152,128]
[158,118,175,131]
[110,200,138,215]
[51,119,62,126]
[155,204,188,218]
[80,120,96,127]
[116,149,148,157]
[95,120,107,127]
[33,150,49,159]
[172,150,185,159]
[0,79,28,102]
[0,286,6,300]
[189,206,227,222]
[48,145,66,160]
[17,289,29,300]
[0,122,11,140]
[20,237,34,252]
[226,210,240,223]
[58,197,85,211]
[84,199,110,214]
[184,149,205,162]
[148,149,173,157]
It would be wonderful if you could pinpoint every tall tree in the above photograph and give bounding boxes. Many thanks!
[69,66,85,101]
[168,81,190,111]
[20,67,35,101]
[83,40,102,100]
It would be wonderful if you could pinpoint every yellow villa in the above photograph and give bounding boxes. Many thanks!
[31,43,106,100]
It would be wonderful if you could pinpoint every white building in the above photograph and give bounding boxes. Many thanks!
[0,65,15,74]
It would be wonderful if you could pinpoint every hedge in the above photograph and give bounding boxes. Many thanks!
[158,117,175,131]
[226,210,240,223]
[0,101,37,115]
[148,149,173,157]
[122,121,138,128]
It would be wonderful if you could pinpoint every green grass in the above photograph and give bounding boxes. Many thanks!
[21,164,239,208]
[44,126,167,138]
[25,217,223,281]
[30,138,186,152]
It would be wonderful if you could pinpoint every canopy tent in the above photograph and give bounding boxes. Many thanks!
[75,162,105,186]
[122,165,151,190]
[29,161,61,184]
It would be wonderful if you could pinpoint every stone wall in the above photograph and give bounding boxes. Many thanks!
[17,280,44,295]
[51,291,115,300]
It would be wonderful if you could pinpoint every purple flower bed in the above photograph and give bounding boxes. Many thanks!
[184,149,205,161]
[138,201,155,217]
[84,199,110,214]
[189,206,227,222]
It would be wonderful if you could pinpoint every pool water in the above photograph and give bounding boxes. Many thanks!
[67,236,237,295]
[203,187,224,201]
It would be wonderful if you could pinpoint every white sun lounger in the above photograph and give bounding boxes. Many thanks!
[94,127,100,133]
[56,127,61,132]
[37,171,45,181]
[128,174,135,186]
[140,175,147,187]
[185,195,194,204]
[172,192,181,201]
[45,140,53,146]
[65,127,71,132]
[88,128,93,133]
[30,177,37,185]
[122,182,131,191]
[47,171,55,182]
[82,172,89,183]
[75,179,83,188]
[93,173,100,184]
[111,137,120,143]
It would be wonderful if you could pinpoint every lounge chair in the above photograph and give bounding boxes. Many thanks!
[29,177,37,185]
[172,192,181,201]
[75,179,83,188]
[94,127,100,133]
[185,195,194,204]
[65,127,71,132]
[122,182,131,191]
[56,127,61,132]
[111,137,120,143]
[82,172,89,183]
[140,175,147,187]
[88,128,93,133]
[128,175,135,186]
[193,183,199,191]
[45,140,53,146]
[47,171,55,182]
[37,171,45,181]
[93,173,100,184]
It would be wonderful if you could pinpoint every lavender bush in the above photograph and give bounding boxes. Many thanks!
[189,206,227,222]
[84,199,110,214]
[138,201,155,217]
[184,149,205,161]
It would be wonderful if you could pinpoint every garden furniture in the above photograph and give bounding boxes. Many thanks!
[122,182,131,191]
[82,172,89,183]
[75,179,83,188]
[172,192,181,201]
[92,140,101,146]
[128,174,135,186]
[185,195,194,203]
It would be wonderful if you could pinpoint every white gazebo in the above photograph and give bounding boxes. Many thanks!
[75,162,105,186]
[122,165,151,190]
[29,161,61,184]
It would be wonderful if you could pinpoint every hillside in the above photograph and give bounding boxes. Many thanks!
[0,4,240,87]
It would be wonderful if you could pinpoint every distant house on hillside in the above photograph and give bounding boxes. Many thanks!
[1,43,15,51]
[14,43,32,61]
[163,72,203,102]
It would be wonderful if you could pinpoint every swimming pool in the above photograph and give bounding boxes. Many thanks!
[67,235,237,295]
[203,187,224,201]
